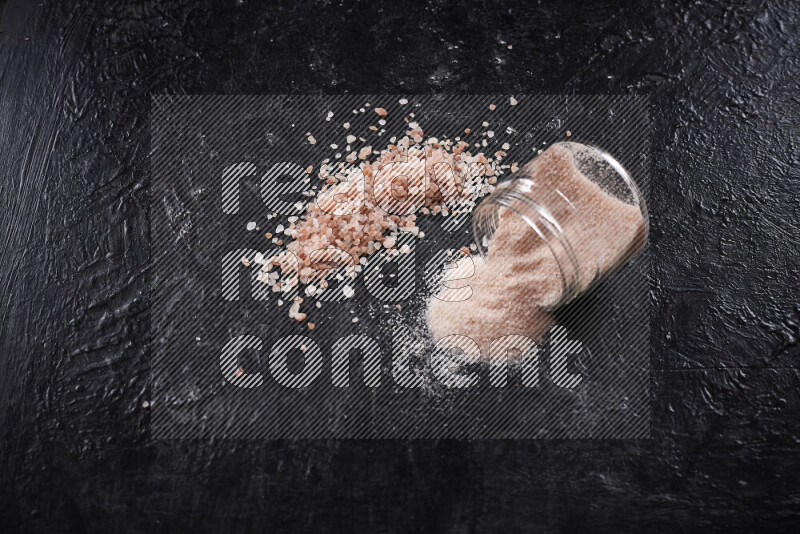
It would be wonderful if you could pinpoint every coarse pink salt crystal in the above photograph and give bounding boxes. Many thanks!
[358,146,372,159]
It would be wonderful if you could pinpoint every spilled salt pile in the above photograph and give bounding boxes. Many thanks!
[425,210,556,358]
[247,111,514,323]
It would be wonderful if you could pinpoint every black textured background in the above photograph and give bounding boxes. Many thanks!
[0,0,798,531]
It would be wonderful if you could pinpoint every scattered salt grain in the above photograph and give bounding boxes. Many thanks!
[246,222,257,231]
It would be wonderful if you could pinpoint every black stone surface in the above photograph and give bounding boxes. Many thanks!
[0,0,798,531]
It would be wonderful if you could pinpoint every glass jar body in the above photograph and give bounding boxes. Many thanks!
[472,142,649,310]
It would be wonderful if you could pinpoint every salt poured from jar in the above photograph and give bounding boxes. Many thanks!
[426,142,648,359]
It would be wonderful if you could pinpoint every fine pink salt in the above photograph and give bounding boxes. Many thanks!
[425,211,557,359]
[426,143,644,359]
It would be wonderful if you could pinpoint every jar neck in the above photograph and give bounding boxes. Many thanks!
[472,180,582,310]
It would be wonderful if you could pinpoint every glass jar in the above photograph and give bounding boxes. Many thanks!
[472,141,649,310]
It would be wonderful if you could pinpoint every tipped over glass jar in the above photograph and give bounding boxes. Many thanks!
[472,141,649,310]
